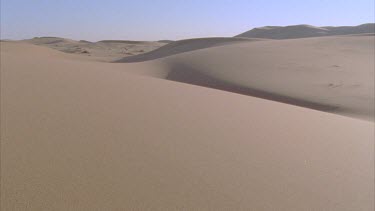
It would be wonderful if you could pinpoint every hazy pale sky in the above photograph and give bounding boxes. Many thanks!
[1,0,374,41]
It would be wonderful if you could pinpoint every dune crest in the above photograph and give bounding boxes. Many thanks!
[116,37,266,63]
[236,23,375,39]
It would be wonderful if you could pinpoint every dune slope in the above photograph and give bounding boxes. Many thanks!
[124,35,374,120]
[1,42,374,210]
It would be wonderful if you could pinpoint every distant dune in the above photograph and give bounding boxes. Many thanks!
[97,40,159,44]
[157,39,174,43]
[116,37,266,62]
[1,42,373,210]
[22,37,166,61]
[236,23,375,39]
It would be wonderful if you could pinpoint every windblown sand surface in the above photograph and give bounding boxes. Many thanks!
[1,25,374,210]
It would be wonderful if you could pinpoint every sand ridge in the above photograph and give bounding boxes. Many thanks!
[116,37,268,63]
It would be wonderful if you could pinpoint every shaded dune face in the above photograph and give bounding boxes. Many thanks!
[166,63,339,112]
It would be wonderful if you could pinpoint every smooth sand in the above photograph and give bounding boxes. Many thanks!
[1,39,374,210]
[119,35,375,121]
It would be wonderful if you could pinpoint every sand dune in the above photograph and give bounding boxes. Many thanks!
[236,23,375,39]
[1,42,374,210]
[117,37,266,63]
[157,39,174,43]
[97,40,158,44]
[117,35,375,120]
[23,37,166,61]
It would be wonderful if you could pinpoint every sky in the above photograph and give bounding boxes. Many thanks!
[1,0,374,41]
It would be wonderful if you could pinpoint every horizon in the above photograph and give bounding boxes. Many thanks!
[1,0,374,41]
[1,22,375,42]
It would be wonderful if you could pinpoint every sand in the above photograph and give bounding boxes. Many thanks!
[1,24,374,210]
[236,23,375,39]
[22,37,166,61]
[119,35,375,121]
[116,37,267,63]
